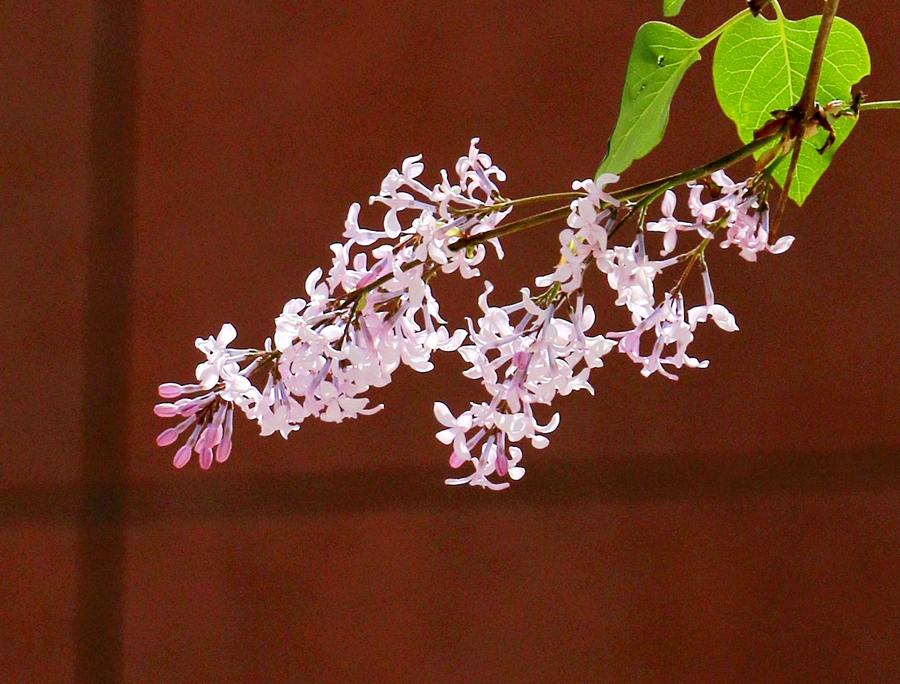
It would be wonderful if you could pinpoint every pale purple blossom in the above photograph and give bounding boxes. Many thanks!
[154,323,259,469]
[437,282,614,488]
[687,265,739,331]
[596,241,679,325]
[367,137,511,280]
[646,190,695,256]
[157,142,793,490]
[609,294,708,380]
[719,198,795,261]
[536,174,619,292]
[157,140,512,468]
[609,263,738,380]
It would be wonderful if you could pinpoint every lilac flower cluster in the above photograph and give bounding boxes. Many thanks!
[434,284,616,490]
[157,144,794,488]
[607,171,793,380]
[155,139,508,469]
[533,170,793,384]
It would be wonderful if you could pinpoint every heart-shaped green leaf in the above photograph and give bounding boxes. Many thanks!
[663,0,687,16]
[713,10,870,204]
[597,22,703,178]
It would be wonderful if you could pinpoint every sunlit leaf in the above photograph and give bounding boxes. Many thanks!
[663,0,687,17]
[597,22,703,178]
[712,11,870,204]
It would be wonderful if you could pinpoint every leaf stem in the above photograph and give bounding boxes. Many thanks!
[699,8,751,46]
[670,237,712,298]
[611,131,782,203]
[772,139,803,234]
[771,0,786,21]
[451,191,583,217]
[859,100,900,111]
[449,206,571,250]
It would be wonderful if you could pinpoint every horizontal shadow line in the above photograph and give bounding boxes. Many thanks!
[1,444,899,525]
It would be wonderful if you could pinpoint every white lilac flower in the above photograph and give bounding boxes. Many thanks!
[434,401,526,491]
[536,174,619,292]
[596,241,679,325]
[687,265,739,332]
[610,272,738,380]
[367,137,511,280]
[609,294,707,380]
[687,172,750,227]
[646,190,696,256]
[677,171,795,261]
[194,323,252,397]
[455,137,507,200]
[719,198,795,261]
[568,175,619,233]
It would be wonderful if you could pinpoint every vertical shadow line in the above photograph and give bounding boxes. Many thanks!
[76,2,141,683]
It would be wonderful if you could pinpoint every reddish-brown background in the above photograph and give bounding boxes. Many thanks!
[2,1,899,682]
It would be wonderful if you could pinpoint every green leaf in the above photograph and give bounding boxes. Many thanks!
[712,11,870,204]
[597,22,703,178]
[663,0,687,17]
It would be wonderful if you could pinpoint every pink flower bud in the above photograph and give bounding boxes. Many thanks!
[155,428,179,447]
[158,383,184,398]
[207,425,224,447]
[199,447,214,470]
[177,399,202,417]
[153,403,178,418]
[215,437,232,463]
[495,454,509,477]
[173,445,192,468]
[195,427,213,453]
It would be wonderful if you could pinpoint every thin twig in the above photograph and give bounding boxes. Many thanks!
[797,0,842,119]
[612,132,781,203]
[771,139,803,235]
[450,131,784,251]
[449,206,571,250]
[859,100,900,111]
[772,0,841,235]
